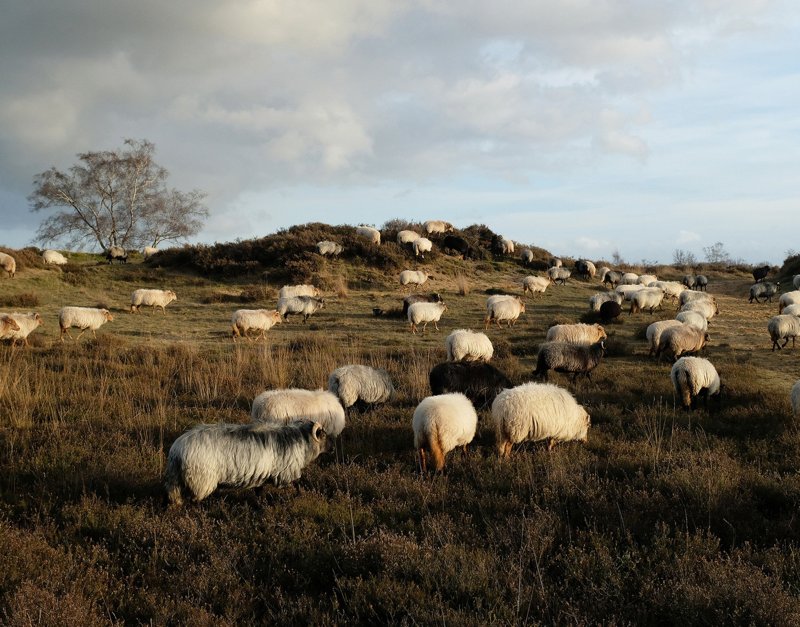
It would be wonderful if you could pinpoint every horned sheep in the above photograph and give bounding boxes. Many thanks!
[446,329,493,362]
[165,420,330,505]
[534,341,605,382]
[429,361,512,409]
[408,301,447,334]
[0,312,43,347]
[59,307,113,341]
[792,380,800,418]
[399,270,431,288]
[767,314,800,351]
[0,252,16,278]
[778,290,800,314]
[492,382,590,458]
[356,226,381,245]
[485,297,525,329]
[749,282,780,303]
[277,296,325,323]
[629,288,665,315]
[546,323,607,345]
[328,365,395,409]
[231,309,282,342]
[251,388,346,437]
[130,289,177,314]
[42,250,68,265]
[423,220,454,235]
[657,325,710,362]
[523,275,551,296]
[670,357,721,410]
[279,284,320,299]
[413,393,477,473]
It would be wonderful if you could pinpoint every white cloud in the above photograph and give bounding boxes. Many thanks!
[677,230,702,244]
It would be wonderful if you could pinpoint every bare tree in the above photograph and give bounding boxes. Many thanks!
[703,241,730,264]
[29,139,208,251]
[673,249,697,266]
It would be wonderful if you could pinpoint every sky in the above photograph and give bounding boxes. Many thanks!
[1,0,798,264]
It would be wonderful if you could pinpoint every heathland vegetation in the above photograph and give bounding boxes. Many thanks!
[1,225,800,624]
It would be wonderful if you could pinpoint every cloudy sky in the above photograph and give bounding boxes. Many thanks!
[1,0,798,264]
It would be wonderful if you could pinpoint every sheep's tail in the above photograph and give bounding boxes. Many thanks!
[428,424,445,472]
[680,368,692,409]
[328,373,340,398]
[533,352,547,379]
[164,455,184,506]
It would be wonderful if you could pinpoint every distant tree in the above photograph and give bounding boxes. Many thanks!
[702,241,730,264]
[29,139,208,251]
[611,249,625,266]
[673,249,697,266]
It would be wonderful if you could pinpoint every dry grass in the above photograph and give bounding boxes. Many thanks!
[455,273,470,295]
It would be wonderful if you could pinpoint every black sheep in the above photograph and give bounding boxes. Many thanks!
[429,362,511,409]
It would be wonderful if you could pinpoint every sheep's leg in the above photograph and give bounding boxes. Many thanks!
[782,338,790,349]
[548,438,557,451]
[433,321,439,332]
[418,449,427,474]
[75,328,86,340]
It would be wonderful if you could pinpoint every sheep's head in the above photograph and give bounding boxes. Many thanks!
[33,313,43,327]
[580,411,591,442]
[595,324,608,340]
[167,290,177,302]
[102,309,114,322]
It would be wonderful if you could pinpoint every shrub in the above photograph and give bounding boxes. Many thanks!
[0,292,40,308]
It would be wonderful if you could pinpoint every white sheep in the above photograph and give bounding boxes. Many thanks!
[278,284,320,299]
[589,292,623,312]
[408,301,447,334]
[316,241,343,257]
[142,246,159,259]
[486,294,519,306]
[413,393,477,473]
[637,274,658,285]
[597,267,611,282]
[0,251,16,278]
[670,357,721,410]
[546,323,607,345]
[680,299,719,321]
[423,220,454,235]
[1,312,43,347]
[397,230,422,245]
[413,237,433,258]
[356,226,381,244]
[615,284,647,301]
[42,250,68,265]
[59,306,114,341]
[645,320,683,356]
[251,388,346,437]
[499,237,515,254]
[277,296,325,323]
[629,287,665,315]
[650,281,684,301]
[164,420,330,505]
[768,314,800,351]
[782,303,800,317]
[523,275,551,296]
[657,325,710,362]
[619,272,639,285]
[792,380,800,418]
[520,249,534,265]
[399,270,430,288]
[675,310,708,332]
[549,258,563,268]
[328,365,395,409]
[231,309,282,342]
[679,290,715,306]
[778,290,800,314]
[485,297,525,329]
[446,329,494,362]
[547,267,571,284]
[492,382,590,458]
[130,289,177,314]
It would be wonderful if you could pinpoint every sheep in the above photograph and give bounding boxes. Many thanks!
[164,419,331,505]
[231,309,282,342]
[520,249,534,265]
[492,382,590,458]
[597,267,611,282]
[778,290,800,314]
[59,307,113,341]
[278,284,320,299]
[446,329,493,362]
[547,267,571,285]
[675,310,708,332]
[105,246,128,264]
[277,296,325,323]
[408,301,447,334]
[486,294,519,306]
[0,315,20,339]
[143,246,159,259]
[397,230,422,245]
[402,293,443,316]
[575,260,597,279]
[782,304,800,317]
[549,258,563,268]
[656,325,710,362]
[429,361,512,409]
[399,270,431,288]
[752,265,770,282]
[767,314,800,351]
[0,251,16,278]
[356,226,381,244]
[620,272,639,285]
[413,393,478,474]
[602,270,622,288]
[442,235,471,259]
[749,282,780,303]
[599,301,622,322]
[423,220,454,235]
[695,275,708,291]
[523,275,552,296]
[683,275,697,290]
[534,341,605,382]
[493,236,514,255]
[637,274,658,286]
[316,241,343,257]
[680,299,719,321]
[413,237,433,258]
[485,297,525,329]
[615,284,647,301]
[546,323,607,345]
[670,357,721,410]
[42,250,68,265]
[251,388,346,437]
[589,292,623,312]
[130,289,177,314]
[328,365,395,409]
[645,320,683,356]
[650,281,684,302]
[629,288,665,315]
[1,312,43,347]
[792,380,800,418]
[794,275,800,290]
[679,290,715,306]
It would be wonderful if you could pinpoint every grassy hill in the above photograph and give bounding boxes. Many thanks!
[1,235,799,624]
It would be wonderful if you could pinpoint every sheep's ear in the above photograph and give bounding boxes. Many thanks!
[312,423,326,440]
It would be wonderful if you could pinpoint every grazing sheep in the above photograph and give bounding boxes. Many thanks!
[165,420,330,505]
[251,388,346,437]
[423,220,454,235]
[143,246,159,259]
[646,320,683,356]
[397,230,422,245]
[492,382,590,458]
[316,241,343,257]
[615,284,647,301]
[277,296,325,323]
[59,307,113,341]
[767,314,800,351]
[794,275,800,290]
[597,267,611,282]
[602,271,622,288]
[547,267,571,284]
[629,288,665,315]
[638,274,658,286]
[1,312,43,347]
[599,301,622,322]
[670,357,721,410]
[589,292,623,312]
[782,303,800,317]
[413,393,477,474]
[680,299,719,321]
[130,289,177,314]
[399,270,431,288]
[485,297,525,329]
[493,236,514,255]
[279,284,320,299]
[546,323,607,345]
[549,258,563,268]
[486,294,519,306]
[356,226,381,244]
[675,310,708,332]
[575,260,597,279]
[0,315,21,339]
[328,365,395,409]
[0,251,16,278]
[749,282,780,304]
[534,341,605,382]
[413,237,433,258]
[620,272,639,285]
[523,275,552,296]
[696,275,708,291]
[429,361,512,409]
[408,301,447,334]
[792,380,800,418]
[442,235,471,259]
[656,326,710,362]
[682,275,697,290]
[402,293,443,316]
[650,281,685,302]
[446,329,494,362]
[231,309,282,342]
[520,249,534,265]
[778,290,800,314]
[678,290,715,306]
[752,265,770,283]
[105,246,128,264]
[42,250,68,265]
